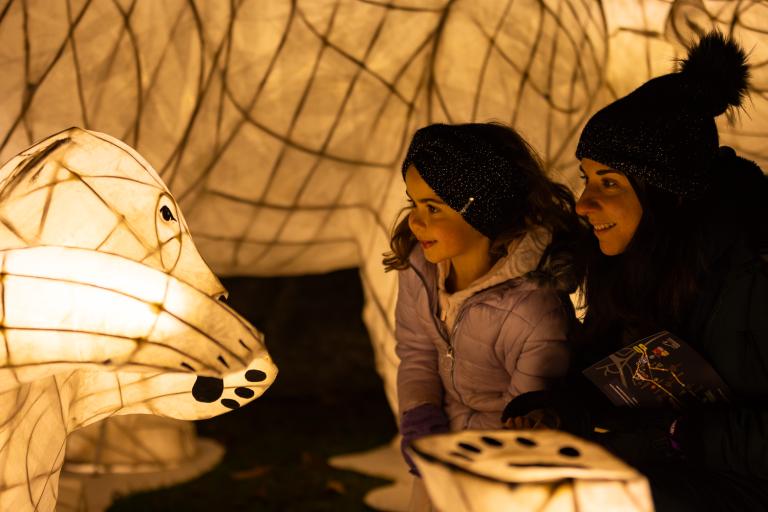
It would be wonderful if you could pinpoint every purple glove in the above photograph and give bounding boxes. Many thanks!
[400,403,450,476]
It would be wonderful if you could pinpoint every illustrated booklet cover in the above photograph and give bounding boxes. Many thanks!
[583,330,731,408]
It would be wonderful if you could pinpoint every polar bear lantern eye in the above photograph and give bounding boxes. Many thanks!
[160,205,176,222]
[156,196,182,271]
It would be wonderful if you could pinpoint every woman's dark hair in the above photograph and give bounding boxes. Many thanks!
[579,150,768,350]
[382,123,589,292]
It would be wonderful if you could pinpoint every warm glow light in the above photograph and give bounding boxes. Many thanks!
[1,246,262,376]
[408,430,654,512]
[0,128,277,512]
[0,2,766,509]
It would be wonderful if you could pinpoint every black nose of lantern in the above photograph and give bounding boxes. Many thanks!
[192,376,224,403]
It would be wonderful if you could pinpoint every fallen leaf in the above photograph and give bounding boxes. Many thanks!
[325,479,346,495]
[230,465,272,480]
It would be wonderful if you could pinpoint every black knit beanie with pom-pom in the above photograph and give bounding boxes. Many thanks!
[576,31,751,197]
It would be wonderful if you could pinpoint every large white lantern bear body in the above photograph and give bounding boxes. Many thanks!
[0,128,277,512]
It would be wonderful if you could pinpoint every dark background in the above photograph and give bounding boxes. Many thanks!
[109,270,398,511]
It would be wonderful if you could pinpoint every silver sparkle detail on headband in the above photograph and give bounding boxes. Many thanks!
[458,196,475,215]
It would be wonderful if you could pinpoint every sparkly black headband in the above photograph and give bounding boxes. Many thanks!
[402,123,528,239]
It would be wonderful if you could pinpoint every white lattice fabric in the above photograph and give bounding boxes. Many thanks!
[408,430,653,512]
[0,128,277,512]
[0,2,767,508]
[0,0,765,420]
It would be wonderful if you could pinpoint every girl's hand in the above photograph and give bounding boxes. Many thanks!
[400,403,450,476]
[502,389,593,436]
[503,408,561,430]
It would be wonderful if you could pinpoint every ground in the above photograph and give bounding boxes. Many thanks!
[109,269,397,511]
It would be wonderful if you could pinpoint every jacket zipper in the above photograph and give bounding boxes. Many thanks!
[410,266,463,403]
[410,265,451,345]
[448,311,465,408]
[410,264,510,416]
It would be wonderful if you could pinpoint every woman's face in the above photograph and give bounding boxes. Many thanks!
[576,158,643,256]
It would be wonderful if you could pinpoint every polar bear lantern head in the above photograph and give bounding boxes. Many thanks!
[0,128,277,512]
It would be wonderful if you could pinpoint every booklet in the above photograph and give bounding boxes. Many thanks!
[582,330,731,408]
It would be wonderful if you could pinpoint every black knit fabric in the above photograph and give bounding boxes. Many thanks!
[576,31,750,197]
[402,123,528,238]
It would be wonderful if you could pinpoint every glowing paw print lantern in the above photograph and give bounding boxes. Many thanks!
[408,430,654,512]
[0,128,277,512]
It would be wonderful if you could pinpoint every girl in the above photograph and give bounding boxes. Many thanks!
[383,123,587,487]
[504,31,768,511]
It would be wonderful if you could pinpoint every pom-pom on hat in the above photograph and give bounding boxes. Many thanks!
[402,123,529,239]
[576,31,750,197]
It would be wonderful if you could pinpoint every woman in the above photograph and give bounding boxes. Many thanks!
[503,31,768,511]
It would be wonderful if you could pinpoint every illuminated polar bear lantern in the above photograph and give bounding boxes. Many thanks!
[408,430,653,512]
[0,128,277,512]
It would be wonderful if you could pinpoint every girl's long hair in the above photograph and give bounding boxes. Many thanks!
[578,151,768,350]
[382,123,589,292]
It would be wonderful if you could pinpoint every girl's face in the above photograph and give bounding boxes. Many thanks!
[576,158,643,256]
[404,165,490,266]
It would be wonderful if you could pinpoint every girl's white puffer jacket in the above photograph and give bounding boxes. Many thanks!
[395,237,575,431]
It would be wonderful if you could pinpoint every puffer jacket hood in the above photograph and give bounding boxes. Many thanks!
[436,226,551,331]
